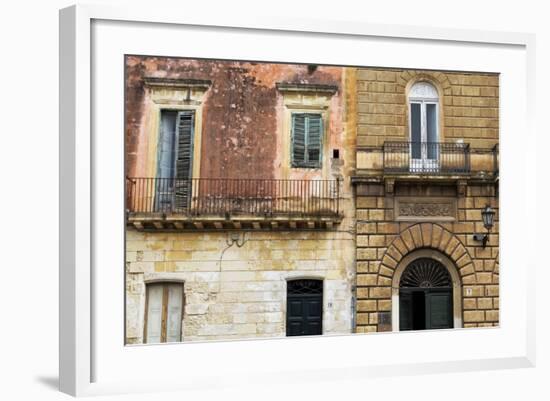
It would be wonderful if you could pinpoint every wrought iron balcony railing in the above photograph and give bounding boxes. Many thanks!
[126,177,341,218]
[383,142,471,175]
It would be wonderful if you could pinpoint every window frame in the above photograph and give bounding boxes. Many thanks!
[408,82,440,162]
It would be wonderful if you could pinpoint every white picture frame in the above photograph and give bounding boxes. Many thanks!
[59,4,536,397]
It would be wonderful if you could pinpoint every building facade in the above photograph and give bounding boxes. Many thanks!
[125,58,500,344]
[350,68,499,333]
[125,57,357,344]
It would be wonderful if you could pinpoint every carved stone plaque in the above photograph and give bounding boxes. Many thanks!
[395,197,457,222]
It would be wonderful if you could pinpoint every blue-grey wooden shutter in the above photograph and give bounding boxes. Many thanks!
[174,111,195,211]
[155,111,178,211]
[291,113,323,168]
[157,111,177,179]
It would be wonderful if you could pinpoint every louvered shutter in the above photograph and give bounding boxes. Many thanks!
[291,114,306,167]
[306,114,322,167]
[174,111,195,211]
[291,113,323,168]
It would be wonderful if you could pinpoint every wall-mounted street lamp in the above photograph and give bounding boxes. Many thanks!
[473,205,496,248]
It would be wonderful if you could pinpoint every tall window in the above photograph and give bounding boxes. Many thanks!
[291,113,323,168]
[144,282,184,343]
[155,110,195,211]
[408,82,439,163]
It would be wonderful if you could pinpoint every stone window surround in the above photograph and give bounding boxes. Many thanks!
[276,82,338,179]
[142,77,211,180]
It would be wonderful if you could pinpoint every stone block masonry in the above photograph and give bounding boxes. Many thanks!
[354,182,499,333]
[125,228,355,343]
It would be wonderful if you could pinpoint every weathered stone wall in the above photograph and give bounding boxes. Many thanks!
[353,67,499,332]
[354,182,499,332]
[355,68,499,149]
[126,229,355,343]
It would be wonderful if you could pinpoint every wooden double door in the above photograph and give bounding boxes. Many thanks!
[399,287,453,331]
[399,257,454,331]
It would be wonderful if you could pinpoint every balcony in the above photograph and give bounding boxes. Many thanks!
[126,177,343,230]
[383,142,471,175]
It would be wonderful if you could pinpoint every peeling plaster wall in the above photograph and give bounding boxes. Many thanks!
[125,56,346,180]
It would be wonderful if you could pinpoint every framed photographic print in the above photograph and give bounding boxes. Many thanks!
[59,4,536,397]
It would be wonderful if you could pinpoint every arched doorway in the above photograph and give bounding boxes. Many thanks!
[286,279,323,336]
[399,257,453,331]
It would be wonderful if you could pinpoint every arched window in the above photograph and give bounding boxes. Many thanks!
[408,81,439,169]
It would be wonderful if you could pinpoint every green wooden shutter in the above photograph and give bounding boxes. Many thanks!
[291,113,323,168]
[291,114,306,167]
[174,111,195,210]
[306,114,322,167]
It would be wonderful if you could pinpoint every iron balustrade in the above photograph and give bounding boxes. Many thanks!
[383,142,471,174]
[126,177,341,217]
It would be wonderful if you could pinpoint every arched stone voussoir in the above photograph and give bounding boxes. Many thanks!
[381,223,474,282]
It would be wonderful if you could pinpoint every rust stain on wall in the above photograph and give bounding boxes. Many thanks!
[125,56,344,179]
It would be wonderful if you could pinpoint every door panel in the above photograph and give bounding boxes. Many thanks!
[145,284,164,343]
[426,291,453,329]
[165,284,184,342]
[286,295,322,336]
[400,288,453,331]
[399,291,413,331]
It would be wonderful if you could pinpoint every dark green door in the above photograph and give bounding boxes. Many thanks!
[286,279,323,336]
[399,257,454,331]
[400,288,453,331]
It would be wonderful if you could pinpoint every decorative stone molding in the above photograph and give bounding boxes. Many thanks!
[143,77,212,90]
[144,77,212,106]
[276,82,338,95]
[395,197,457,222]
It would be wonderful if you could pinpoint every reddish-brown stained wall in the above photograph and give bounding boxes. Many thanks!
[125,56,344,179]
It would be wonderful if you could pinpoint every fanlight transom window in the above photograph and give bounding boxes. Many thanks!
[400,258,451,288]
[287,279,323,295]
[409,81,439,100]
